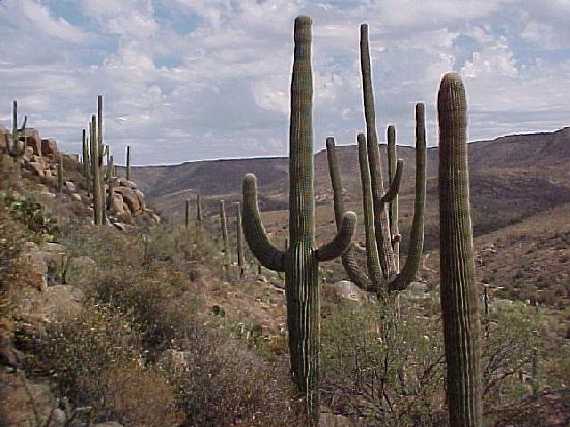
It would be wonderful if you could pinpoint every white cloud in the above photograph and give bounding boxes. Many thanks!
[0,0,568,164]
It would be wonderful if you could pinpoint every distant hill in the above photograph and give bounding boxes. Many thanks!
[132,127,570,243]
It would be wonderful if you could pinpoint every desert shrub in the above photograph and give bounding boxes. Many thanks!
[102,363,183,426]
[170,322,300,426]
[91,266,202,355]
[320,301,446,426]
[482,301,543,405]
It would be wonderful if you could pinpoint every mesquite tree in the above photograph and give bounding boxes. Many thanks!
[241,16,356,423]
[438,72,482,426]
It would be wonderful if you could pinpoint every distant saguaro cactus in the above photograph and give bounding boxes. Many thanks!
[126,145,131,181]
[82,129,90,177]
[185,199,190,229]
[235,201,245,278]
[90,114,103,226]
[57,154,64,193]
[241,16,356,423]
[8,100,26,158]
[326,103,426,295]
[219,199,230,268]
[438,72,482,426]
[97,96,106,224]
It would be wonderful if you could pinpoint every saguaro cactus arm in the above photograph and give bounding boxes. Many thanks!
[438,72,482,426]
[325,137,370,289]
[388,103,427,291]
[360,23,398,279]
[315,211,356,262]
[242,173,286,272]
[380,158,404,204]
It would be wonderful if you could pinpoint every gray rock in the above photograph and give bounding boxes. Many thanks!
[328,280,368,304]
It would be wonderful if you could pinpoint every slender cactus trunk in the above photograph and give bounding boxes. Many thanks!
[438,72,482,426]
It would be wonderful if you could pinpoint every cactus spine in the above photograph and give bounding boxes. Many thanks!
[438,72,482,426]
[241,16,356,423]
[57,154,64,193]
[126,145,131,181]
[235,202,245,278]
[326,103,425,294]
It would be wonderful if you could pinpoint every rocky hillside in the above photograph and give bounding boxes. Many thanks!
[0,125,160,229]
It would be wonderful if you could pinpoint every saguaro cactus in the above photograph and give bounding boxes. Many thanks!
[235,201,245,278]
[82,129,90,177]
[242,16,356,423]
[57,154,64,193]
[438,72,482,426]
[326,103,426,294]
[360,23,397,279]
[97,96,107,224]
[90,115,103,225]
[387,125,400,271]
[219,200,230,267]
[8,100,26,158]
[185,199,190,229]
[126,145,131,181]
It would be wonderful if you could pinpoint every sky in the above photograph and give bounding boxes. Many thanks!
[0,0,569,165]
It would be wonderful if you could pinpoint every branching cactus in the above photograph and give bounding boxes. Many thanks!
[241,16,356,423]
[326,103,426,295]
[438,72,482,426]
[234,201,245,278]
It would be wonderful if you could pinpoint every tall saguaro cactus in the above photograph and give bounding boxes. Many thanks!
[326,103,426,294]
[438,72,482,426]
[387,125,400,271]
[242,16,356,423]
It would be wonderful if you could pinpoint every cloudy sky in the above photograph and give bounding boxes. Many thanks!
[0,0,569,165]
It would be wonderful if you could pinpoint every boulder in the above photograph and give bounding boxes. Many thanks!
[23,146,34,161]
[65,256,97,285]
[326,280,368,304]
[64,181,76,193]
[17,246,48,291]
[71,193,81,202]
[27,161,45,177]
[23,128,42,156]
[40,138,58,156]
[110,193,127,216]
[115,186,142,215]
